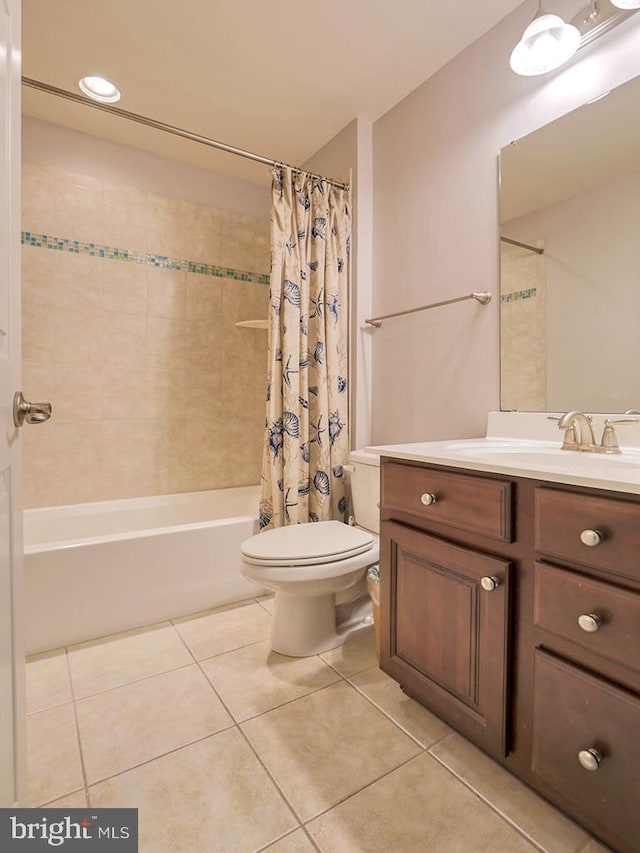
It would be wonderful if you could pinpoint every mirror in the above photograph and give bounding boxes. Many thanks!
[499,74,640,413]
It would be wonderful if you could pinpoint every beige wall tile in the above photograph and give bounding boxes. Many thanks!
[100,419,156,479]
[53,252,104,311]
[147,267,186,319]
[22,244,56,306]
[186,273,223,322]
[23,362,56,406]
[55,308,104,366]
[253,220,271,274]
[222,212,255,271]
[144,368,185,419]
[54,422,104,481]
[55,174,104,244]
[185,203,224,265]
[22,162,56,234]
[54,364,103,423]
[147,316,186,369]
[23,303,55,364]
[186,319,223,373]
[103,313,147,367]
[146,194,186,258]
[102,365,147,420]
[103,184,148,253]
[103,261,147,315]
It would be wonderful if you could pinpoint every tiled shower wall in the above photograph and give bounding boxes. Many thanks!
[21,161,270,508]
[500,241,546,412]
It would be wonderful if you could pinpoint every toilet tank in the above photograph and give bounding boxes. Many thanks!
[347,450,380,534]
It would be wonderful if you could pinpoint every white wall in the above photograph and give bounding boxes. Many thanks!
[505,168,640,412]
[22,116,270,218]
[304,118,374,450]
[371,1,640,443]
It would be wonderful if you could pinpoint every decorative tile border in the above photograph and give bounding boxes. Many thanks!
[500,287,537,304]
[21,231,270,285]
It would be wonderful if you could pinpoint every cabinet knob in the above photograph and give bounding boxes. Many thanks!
[578,748,602,772]
[420,493,437,506]
[578,613,602,633]
[580,529,603,547]
[481,576,501,592]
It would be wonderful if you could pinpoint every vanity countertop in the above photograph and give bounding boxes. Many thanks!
[368,412,640,495]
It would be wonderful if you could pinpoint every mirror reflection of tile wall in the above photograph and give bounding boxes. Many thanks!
[21,161,270,508]
[499,241,546,412]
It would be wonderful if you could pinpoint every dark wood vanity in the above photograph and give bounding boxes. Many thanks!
[379,457,640,853]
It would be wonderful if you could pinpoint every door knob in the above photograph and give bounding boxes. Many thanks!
[13,391,52,427]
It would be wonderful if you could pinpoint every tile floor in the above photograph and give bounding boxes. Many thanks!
[25,597,612,853]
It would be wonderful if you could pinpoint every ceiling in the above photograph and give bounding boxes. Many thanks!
[22,0,524,185]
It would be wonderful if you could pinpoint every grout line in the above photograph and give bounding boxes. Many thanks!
[70,661,198,703]
[37,787,86,808]
[64,647,91,801]
[428,750,554,853]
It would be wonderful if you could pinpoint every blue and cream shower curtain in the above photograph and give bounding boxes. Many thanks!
[259,167,350,529]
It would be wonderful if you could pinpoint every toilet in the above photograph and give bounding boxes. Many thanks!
[240,450,380,656]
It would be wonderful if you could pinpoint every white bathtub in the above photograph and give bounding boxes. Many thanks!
[23,486,264,654]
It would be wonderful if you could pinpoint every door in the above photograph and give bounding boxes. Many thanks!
[380,521,512,757]
[0,0,25,807]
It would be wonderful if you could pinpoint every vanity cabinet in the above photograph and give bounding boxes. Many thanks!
[379,457,640,853]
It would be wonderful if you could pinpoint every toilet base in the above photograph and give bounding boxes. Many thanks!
[271,590,374,657]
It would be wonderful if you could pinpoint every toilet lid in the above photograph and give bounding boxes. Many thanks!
[241,520,375,566]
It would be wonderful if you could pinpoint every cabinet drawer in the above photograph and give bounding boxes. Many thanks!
[534,563,640,674]
[532,650,640,852]
[382,461,513,542]
[535,488,640,581]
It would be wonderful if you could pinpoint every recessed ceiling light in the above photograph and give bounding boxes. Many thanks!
[610,0,640,9]
[78,76,121,103]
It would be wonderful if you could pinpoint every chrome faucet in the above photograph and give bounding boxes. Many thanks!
[557,411,596,452]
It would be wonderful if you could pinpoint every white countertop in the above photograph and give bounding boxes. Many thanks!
[367,412,640,496]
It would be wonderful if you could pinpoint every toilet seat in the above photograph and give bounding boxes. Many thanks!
[241,520,375,567]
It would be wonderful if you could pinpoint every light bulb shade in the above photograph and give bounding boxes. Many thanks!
[510,13,581,76]
[78,76,121,103]
[610,0,640,8]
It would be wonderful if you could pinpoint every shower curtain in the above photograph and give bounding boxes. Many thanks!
[259,167,350,529]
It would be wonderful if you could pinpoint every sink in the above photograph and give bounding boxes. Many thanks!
[443,440,640,470]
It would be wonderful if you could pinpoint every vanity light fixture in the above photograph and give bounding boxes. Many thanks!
[510,2,581,76]
[78,75,121,103]
[610,0,640,8]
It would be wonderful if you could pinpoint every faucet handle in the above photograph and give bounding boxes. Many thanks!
[547,416,579,450]
[598,417,639,454]
[624,409,640,415]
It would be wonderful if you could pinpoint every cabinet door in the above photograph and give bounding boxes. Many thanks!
[380,521,511,757]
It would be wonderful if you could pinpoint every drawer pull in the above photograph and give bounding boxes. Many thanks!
[481,576,501,592]
[578,748,602,772]
[578,613,603,633]
[420,493,437,506]
[580,529,603,547]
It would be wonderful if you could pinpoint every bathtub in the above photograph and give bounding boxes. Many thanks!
[23,486,264,655]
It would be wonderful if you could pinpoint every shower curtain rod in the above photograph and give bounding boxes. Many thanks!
[21,77,350,191]
[500,236,544,255]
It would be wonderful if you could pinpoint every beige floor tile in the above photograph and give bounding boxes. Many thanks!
[319,629,378,676]
[173,601,271,660]
[242,680,421,821]
[90,728,297,853]
[76,665,233,784]
[307,752,539,853]
[261,829,317,852]
[431,733,591,853]
[26,648,73,714]
[349,666,452,747]
[44,790,88,808]
[256,594,275,614]
[201,640,340,722]
[68,622,193,699]
[27,704,84,806]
